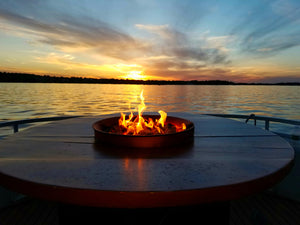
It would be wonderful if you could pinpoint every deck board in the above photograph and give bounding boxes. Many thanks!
[230,192,300,225]
[0,192,299,225]
[0,198,59,225]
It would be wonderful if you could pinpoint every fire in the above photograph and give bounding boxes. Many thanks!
[118,90,186,135]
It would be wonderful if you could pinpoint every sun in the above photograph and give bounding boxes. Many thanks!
[123,71,147,80]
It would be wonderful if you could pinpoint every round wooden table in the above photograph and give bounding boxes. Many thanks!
[0,113,294,224]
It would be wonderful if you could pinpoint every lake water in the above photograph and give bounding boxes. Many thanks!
[0,83,299,134]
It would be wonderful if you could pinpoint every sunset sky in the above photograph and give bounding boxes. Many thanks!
[0,0,299,83]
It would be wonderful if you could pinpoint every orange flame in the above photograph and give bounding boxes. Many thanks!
[119,90,186,135]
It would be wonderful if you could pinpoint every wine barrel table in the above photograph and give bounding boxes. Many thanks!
[0,113,294,225]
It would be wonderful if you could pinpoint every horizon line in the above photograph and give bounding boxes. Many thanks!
[0,71,300,85]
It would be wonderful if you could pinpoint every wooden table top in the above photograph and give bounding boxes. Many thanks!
[0,113,295,208]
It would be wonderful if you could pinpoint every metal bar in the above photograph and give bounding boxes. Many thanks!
[0,116,81,133]
[206,114,300,126]
[245,114,255,124]
[265,120,270,130]
[244,114,257,126]
[0,116,80,128]
[13,124,19,133]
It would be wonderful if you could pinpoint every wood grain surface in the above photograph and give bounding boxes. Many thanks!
[0,113,294,208]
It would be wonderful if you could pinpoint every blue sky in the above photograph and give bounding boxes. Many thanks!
[0,0,299,82]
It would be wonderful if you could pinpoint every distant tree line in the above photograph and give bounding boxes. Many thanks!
[0,72,299,85]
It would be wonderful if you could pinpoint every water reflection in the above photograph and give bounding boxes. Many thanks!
[0,83,299,122]
[123,158,147,190]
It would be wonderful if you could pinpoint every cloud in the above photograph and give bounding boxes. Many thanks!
[34,52,133,77]
[136,24,230,75]
[256,75,300,83]
[35,52,100,71]
[0,8,148,61]
[3,1,297,83]
[205,36,234,53]
[231,0,300,55]
[0,4,231,80]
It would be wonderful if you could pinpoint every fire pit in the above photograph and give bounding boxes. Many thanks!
[93,90,194,148]
[93,115,194,148]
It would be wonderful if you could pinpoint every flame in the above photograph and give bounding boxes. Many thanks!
[118,90,186,135]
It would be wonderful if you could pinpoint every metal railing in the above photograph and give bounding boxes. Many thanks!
[0,116,80,133]
[207,113,300,130]
[206,113,300,140]
[1,114,299,139]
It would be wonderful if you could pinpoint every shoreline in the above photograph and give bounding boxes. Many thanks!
[1,72,299,86]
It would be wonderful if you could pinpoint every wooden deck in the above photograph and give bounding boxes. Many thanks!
[231,192,300,225]
[0,192,299,225]
[0,197,59,225]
